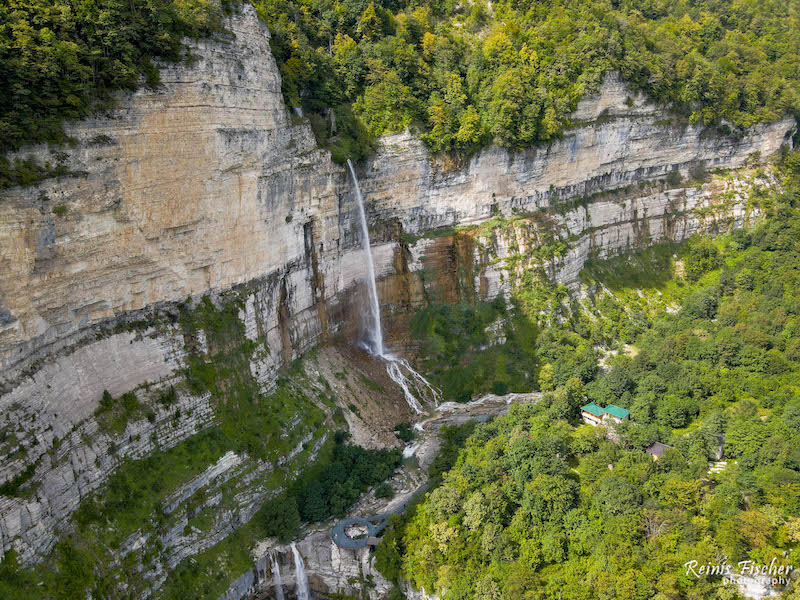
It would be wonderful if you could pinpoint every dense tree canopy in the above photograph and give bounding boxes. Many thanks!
[411,295,539,401]
[256,0,800,159]
[0,0,229,154]
[2,0,798,182]
[0,0,233,188]
[375,149,800,599]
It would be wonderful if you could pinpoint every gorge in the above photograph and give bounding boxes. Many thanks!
[0,3,797,599]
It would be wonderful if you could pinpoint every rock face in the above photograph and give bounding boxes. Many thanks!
[365,113,790,237]
[212,541,392,600]
[0,0,795,592]
[0,3,338,384]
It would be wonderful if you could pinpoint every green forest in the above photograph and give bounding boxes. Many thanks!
[2,0,800,597]
[374,149,800,599]
[0,0,231,153]
[0,0,232,188]
[0,292,401,600]
[257,0,800,159]
[410,295,539,402]
[2,0,800,184]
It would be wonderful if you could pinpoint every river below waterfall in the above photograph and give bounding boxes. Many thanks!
[251,392,541,600]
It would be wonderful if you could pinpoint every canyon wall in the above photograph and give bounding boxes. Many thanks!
[0,1,795,592]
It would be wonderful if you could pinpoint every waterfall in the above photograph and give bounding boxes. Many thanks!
[346,160,440,413]
[270,551,285,600]
[386,360,424,414]
[291,542,310,600]
[347,159,384,356]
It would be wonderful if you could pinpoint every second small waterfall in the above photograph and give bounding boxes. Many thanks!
[346,160,439,413]
[291,542,310,600]
[270,551,285,600]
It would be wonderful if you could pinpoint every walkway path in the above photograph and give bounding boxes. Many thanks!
[331,515,389,549]
[330,392,542,549]
[331,494,422,549]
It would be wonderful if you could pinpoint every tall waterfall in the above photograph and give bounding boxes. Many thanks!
[291,542,310,600]
[346,160,440,413]
[270,551,285,600]
[348,159,384,356]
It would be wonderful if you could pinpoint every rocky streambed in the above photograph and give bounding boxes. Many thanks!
[217,392,541,600]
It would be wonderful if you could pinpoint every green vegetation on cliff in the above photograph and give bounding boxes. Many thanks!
[2,0,799,183]
[0,293,401,600]
[0,0,230,153]
[257,0,800,158]
[412,296,538,401]
[298,432,402,521]
[375,150,800,599]
[159,433,401,600]
[0,0,234,187]
[0,0,231,189]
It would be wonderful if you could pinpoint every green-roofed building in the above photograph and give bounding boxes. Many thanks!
[604,405,631,421]
[580,403,630,426]
[580,402,605,426]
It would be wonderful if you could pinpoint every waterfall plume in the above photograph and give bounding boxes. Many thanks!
[291,542,310,600]
[270,551,285,600]
[346,160,440,413]
[347,159,384,356]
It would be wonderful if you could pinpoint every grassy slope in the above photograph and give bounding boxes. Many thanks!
[1,292,339,599]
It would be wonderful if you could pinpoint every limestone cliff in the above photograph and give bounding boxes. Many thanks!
[0,1,795,594]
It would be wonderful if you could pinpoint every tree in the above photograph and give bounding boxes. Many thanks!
[521,475,579,526]
[738,510,772,548]
[685,238,720,282]
[356,3,382,41]
[427,484,463,520]
[332,34,364,97]
[487,68,541,148]
[538,363,554,392]
[300,480,329,522]
[606,365,635,399]
[725,418,765,458]
[660,478,703,512]
[354,69,417,136]
[592,475,641,517]
[375,482,395,499]
[257,496,300,542]
[655,396,693,428]
[424,72,467,152]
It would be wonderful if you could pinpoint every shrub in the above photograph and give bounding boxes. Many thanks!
[666,170,682,186]
[394,423,414,442]
[256,496,301,543]
[689,161,707,182]
[491,381,509,396]
[298,439,402,522]
[685,238,720,282]
[375,482,395,499]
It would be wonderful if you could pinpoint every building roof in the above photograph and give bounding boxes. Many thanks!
[581,403,605,418]
[605,404,631,419]
[646,442,672,457]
